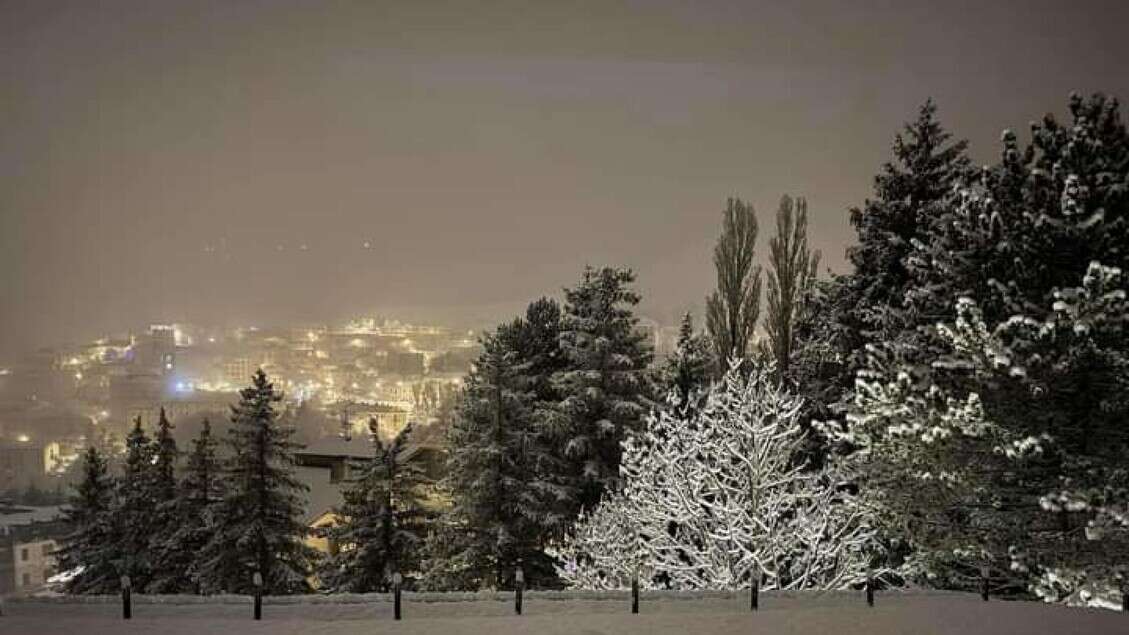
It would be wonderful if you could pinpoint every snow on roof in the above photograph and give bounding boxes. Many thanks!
[0,504,65,529]
[295,465,343,526]
[298,436,374,459]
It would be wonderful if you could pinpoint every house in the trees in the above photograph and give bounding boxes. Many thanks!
[294,434,447,557]
[0,504,66,594]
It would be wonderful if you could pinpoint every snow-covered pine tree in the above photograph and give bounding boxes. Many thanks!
[557,359,879,590]
[838,266,1129,602]
[145,408,181,592]
[908,93,1129,330]
[114,416,156,589]
[845,99,971,360]
[785,276,854,469]
[765,194,821,384]
[199,370,316,594]
[150,408,177,500]
[504,297,565,404]
[149,418,223,593]
[56,446,118,594]
[548,266,655,512]
[660,312,711,411]
[423,327,566,590]
[846,93,1129,603]
[318,420,431,592]
[705,198,762,371]
[498,297,575,546]
[807,103,971,465]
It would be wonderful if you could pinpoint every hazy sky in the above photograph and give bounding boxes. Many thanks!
[3,0,1128,358]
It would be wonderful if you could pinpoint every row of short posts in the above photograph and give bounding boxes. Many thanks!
[106,568,932,622]
[116,561,1129,622]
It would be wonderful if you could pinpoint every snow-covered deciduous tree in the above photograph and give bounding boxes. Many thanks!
[558,360,879,590]
[550,492,652,591]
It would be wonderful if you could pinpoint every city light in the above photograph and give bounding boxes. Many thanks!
[17,434,30,443]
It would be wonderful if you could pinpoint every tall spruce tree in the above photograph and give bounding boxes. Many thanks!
[706,198,762,370]
[199,370,316,594]
[150,418,223,593]
[844,99,971,357]
[115,416,155,589]
[424,328,566,590]
[660,312,712,410]
[319,421,430,592]
[764,195,821,384]
[801,101,970,465]
[549,266,654,511]
[145,408,180,592]
[57,446,118,594]
[504,297,565,404]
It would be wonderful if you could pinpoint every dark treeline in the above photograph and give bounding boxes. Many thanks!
[58,93,1129,604]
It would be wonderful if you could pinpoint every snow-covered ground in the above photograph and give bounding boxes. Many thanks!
[2,591,1124,634]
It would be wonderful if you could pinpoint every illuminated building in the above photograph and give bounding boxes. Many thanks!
[134,325,177,376]
[222,357,256,387]
[0,442,63,491]
[0,506,66,593]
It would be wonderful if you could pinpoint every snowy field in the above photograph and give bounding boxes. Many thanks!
[2,591,1124,635]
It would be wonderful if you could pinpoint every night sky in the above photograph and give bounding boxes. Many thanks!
[3,0,1128,358]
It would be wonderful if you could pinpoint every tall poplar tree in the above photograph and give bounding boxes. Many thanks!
[706,198,762,370]
[764,195,821,384]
